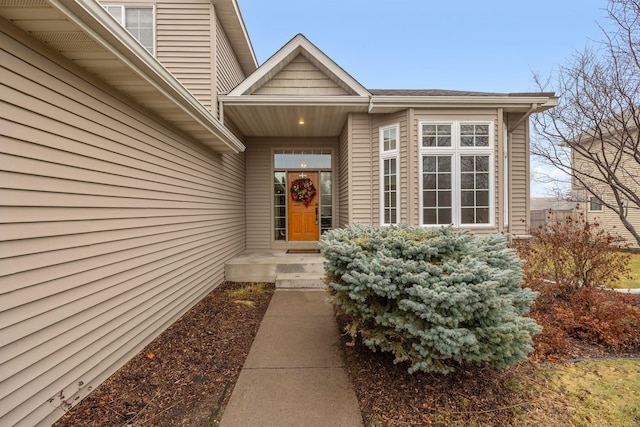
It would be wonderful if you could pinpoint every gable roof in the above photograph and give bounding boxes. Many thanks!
[227,34,370,97]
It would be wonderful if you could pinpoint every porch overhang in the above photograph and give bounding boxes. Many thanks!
[218,93,558,138]
[219,95,371,137]
[0,0,249,154]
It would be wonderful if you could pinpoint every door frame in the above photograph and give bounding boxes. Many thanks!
[271,147,336,249]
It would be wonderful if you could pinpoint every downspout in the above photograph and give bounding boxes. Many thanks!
[218,100,224,125]
[506,103,539,241]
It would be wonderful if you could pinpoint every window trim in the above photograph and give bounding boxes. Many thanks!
[418,120,495,228]
[380,124,400,226]
[102,3,156,55]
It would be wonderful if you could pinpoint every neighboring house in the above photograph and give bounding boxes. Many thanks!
[0,1,557,425]
[574,183,640,248]
[571,131,640,248]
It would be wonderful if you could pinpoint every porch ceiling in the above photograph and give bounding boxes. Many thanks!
[221,99,370,137]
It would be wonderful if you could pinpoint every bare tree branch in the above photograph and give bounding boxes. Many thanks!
[531,0,640,245]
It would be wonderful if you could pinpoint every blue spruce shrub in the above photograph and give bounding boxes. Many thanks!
[319,224,540,374]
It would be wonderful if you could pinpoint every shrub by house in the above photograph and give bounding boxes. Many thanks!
[320,225,540,374]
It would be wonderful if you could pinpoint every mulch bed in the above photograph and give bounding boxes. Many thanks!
[54,281,274,427]
[336,313,538,427]
[336,292,640,427]
[336,315,640,427]
[53,282,639,427]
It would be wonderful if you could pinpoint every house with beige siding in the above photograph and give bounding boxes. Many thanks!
[0,1,557,425]
[571,132,640,247]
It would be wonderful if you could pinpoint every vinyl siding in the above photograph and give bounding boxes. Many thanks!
[508,113,529,237]
[338,119,350,227]
[244,138,339,248]
[244,138,273,249]
[253,54,350,96]
[586,206,640,247]
[576,141,640,247]
[155,0,215,111]
[0,24,245,427]
[351,114,374,225]
[215,14,244,95]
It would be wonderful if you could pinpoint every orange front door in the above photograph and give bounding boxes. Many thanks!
[288,171,319,241]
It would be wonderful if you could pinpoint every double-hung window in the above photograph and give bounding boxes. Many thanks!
[380,125,399,225]
[103,4,155,55]
[419,121,494,227]
[589,196,603,212]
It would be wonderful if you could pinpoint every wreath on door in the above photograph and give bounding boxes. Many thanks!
[290,177,317,207]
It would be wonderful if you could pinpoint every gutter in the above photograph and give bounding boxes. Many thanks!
[370,96,557,112]
[50,0,245,154]
[220,95,558,114]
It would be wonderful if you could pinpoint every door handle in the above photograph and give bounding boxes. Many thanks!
[315,206,318,225]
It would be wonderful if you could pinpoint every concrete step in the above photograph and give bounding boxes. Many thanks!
[224,251,326,283]
[275,272,326,288]
[276,261,325,275]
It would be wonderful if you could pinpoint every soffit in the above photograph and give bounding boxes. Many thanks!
[222,103,369,137]
[0,0,244,153]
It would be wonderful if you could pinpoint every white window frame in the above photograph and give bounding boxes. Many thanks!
[103,3,156,55]
[419,120,495,228]
[380,124,400,226]
[588,196,603,212]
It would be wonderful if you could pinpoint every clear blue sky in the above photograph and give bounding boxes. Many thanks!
[238,0,610,93]
[237,1,611,197]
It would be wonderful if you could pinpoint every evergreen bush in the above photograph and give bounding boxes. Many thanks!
[320,224,540,374]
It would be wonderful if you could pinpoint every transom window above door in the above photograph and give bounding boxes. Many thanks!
[274,149,331,169]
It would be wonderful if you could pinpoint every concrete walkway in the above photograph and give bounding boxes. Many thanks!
[218,289,363,427]
[614,288,640,294]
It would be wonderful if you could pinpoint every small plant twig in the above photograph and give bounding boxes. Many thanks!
[118,389,161,427]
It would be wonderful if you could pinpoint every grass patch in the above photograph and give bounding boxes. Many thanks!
[613,253,640,289]
[534,360,640,426]
[228,282,270,302]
